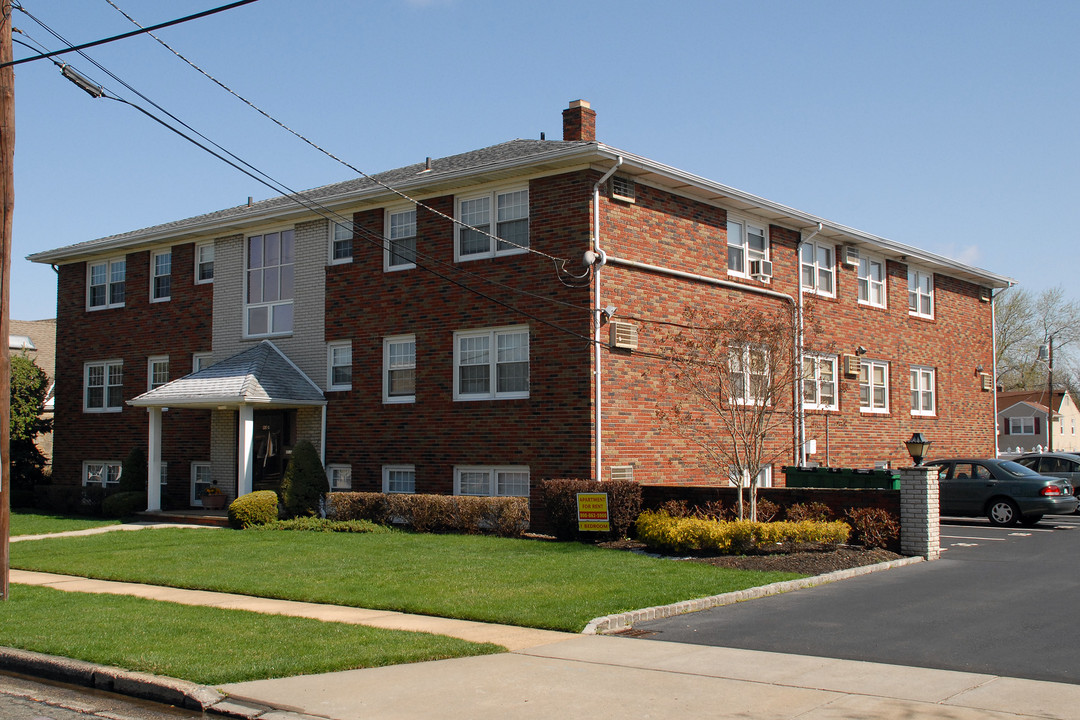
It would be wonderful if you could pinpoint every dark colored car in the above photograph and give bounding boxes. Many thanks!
[923,457,1078,526]
[1014,452,1080,492]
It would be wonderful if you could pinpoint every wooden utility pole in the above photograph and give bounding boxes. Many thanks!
[0,0,14,601]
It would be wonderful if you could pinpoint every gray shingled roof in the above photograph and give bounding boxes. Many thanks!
[129,341,325,408]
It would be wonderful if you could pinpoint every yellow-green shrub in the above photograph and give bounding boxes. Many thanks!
[634,510,849,555]
[228,490,279,529]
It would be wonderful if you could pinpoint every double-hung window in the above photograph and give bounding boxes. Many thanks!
[1009,417,1035,435]
[87,258,126,310]
[457,188,529,260]
[384,335,416,403]
[246,229,295,337]
[328,341,352,391]
[454,465,530,497]
[726,216,768,276]
[729,344,769,405]
[386,207,417,270]
[800,241,835,296]
[802,355,837,410]
[383,465,416,494]
[83,461,122,487]
[910,366,936,416]
[148,356,169,390]
[84,360,123,412]
[151,250,171,302]
[454,327,529,400]
[191,462,213,504]
[330,222,353,264]
[859,359,889,413]
[858,255,886,307]
[908,267,934,318]
[195,243,214,283]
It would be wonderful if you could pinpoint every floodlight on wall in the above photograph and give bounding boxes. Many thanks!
[856,346,868,356]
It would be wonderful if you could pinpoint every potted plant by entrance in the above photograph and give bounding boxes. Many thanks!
[201,485,228,510]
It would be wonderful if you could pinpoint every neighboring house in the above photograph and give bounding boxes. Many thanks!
[10,318,56,468]
[28,100,1012,515]
[997,390,1080,454]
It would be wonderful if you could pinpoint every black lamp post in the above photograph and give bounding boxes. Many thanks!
[905,433,932,466]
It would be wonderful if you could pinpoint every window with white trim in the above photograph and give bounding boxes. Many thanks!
[83,460,122,487]
[246,229,294,337]
[728,465,773,489]
[908,267,934,318]
[859,359,889,413]
[192,352,212,373]
[386,207,417,270]
[454,466,530,497]
[330,221,353,264]
[195,243,214,283]
[328,464,352,491]
[802,355,837,410]
[910,366,936,416]
[729,344,769,405]
[328,341,352,391]
[858,255,886,307]
[384,335,415,403]
[151,250,172,302]
[1008,416,1035,435]
[383,465,415,494]
[87,258,126,310]
[800,241,834,296]
[191,462,213,504]
[726,216,768,276]
[148,356,169,390]
[454,327,529,400]
[457,188,529,260]
[84,360,123,412]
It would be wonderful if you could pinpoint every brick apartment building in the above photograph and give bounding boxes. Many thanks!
[29,100,1013,513]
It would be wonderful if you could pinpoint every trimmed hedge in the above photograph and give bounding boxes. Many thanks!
[228,490,280,529]
[538,479,641,541]
[325,492,529,538]
[249,517,392,534]
[635,510,850,555]
[101,491,146,519]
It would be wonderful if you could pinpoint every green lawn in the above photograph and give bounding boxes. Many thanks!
[11,528,803,632]
[9,511,122,536]
[0,584,500,684]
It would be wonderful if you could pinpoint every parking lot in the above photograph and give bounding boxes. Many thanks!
[633,515,1080,684]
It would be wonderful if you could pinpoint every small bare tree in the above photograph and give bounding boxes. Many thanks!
[656,302,806,520]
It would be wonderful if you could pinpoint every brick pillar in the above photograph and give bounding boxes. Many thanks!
[562,99,596,141]
[899,466,939,560]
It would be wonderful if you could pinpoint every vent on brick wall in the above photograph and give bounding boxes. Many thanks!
[980,287,992,303]
[842,244,860,267]
[843,353,860,377]
[610,465,634,482]
[610,321,638,350]
[981,372,993,391]
[610,176,636,202]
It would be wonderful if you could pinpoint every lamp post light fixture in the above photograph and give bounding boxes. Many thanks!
[905,432,932,466]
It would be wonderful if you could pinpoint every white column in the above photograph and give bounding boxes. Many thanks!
[147,407,162,512]
[238,404,254,497]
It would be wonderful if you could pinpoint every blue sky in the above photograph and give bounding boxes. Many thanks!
[9,0,1079,320]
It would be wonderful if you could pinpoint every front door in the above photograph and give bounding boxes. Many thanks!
[252,410,296,493]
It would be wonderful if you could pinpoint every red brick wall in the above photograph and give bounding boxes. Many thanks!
[52,243,213,507]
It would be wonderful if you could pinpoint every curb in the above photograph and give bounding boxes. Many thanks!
[582,556,925,634]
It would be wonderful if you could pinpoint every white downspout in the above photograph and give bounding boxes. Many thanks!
[991,286,1008,456]
[796,223,823,467]
[592,157,623,482]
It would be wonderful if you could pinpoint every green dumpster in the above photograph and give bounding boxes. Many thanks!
[782,466,900,490]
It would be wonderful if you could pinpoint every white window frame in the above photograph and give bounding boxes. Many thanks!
[726,214,769,278]
[148,355,169,391]
[195,242,214,284]
[802,354,838,411]
[729,465,773,489]
[455,187,529,261]
[453,465,530,497]
[150,249,172,302]
[87,257,126,310]
[859,359,889,414]
[908,267,934,319]
[385,206,417,271]
[453,326,530,401]
[327,341,353,392]
[857,254,886,308]
[1008,416,1035,435]
[330,220,353,265]
[83,460,122,488]
[84,360,123,413]
[800,241,835,297]
[910,366,936,416]
[245,228,295,338]
[383,335,416,404]
[729,344,769,405]
[328,464,353,492]
[382,465,416,494]
[192,352,212,373]
[191,462,213,506]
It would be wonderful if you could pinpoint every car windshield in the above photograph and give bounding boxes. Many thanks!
[998,460,1042,478]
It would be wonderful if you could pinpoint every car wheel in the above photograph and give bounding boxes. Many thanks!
[1020,514,1043,527]
[987,498,1021,526]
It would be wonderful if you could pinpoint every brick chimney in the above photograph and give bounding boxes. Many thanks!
[562,99,596,142]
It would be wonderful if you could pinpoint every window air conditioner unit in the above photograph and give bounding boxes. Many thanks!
[843,353,860,377]
[609,321,638,350]
[749,259,773,279]
[842,244,860,267]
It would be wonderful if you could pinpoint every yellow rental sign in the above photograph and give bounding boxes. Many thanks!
[577,492,610,532]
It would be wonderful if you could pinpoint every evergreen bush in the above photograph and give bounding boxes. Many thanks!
[279,440,329,517]
[228,490,280,528]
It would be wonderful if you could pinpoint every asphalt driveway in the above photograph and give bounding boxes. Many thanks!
[633,514,1080,684]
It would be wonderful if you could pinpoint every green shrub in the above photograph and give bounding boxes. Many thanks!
[101,491,146,519]
[844,507,900,550]
[249,517,392,533]
[325,492,389,524]
[634,510,850,555]
[279,441,329,517]
[539,479,641,540]
[119,447,148,494]
[228,490,280,528]
[326,491,529,537]
[785,502,833,522]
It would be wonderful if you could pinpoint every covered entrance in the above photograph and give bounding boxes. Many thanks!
[252,409,297,493]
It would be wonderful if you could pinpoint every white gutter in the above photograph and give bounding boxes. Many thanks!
[592,157,623,482]
[796,223,823,466]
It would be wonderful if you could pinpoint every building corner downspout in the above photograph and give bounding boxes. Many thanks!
[991,285,1008,457]
[796,223,822,467]
[592,157,622,481]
